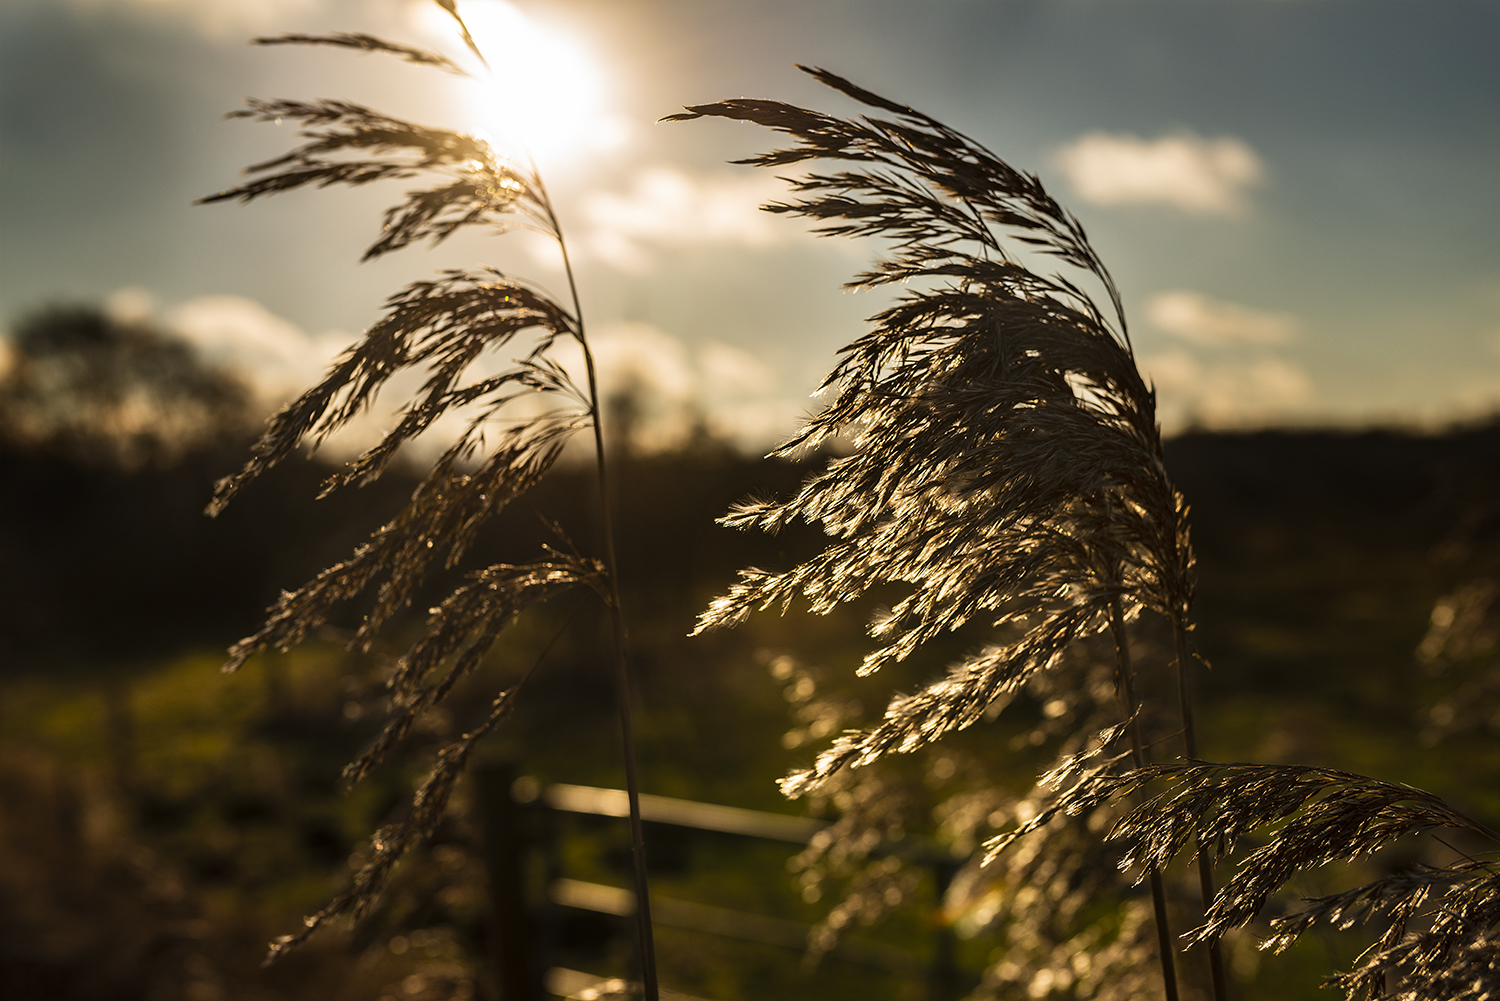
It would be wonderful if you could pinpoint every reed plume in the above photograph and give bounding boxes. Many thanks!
[783,645,1174,999]
[201,8,659,992]
[674,67,1193,781]
[992,758,1500,999]
[679,69,1500,1001]
[675,66,1215,996]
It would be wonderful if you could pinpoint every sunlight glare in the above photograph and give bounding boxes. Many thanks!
[434,0,623,165]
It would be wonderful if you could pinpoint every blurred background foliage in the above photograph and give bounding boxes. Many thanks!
[2,303,1499,1000]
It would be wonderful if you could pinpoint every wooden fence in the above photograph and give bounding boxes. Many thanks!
[473,763,962,1001]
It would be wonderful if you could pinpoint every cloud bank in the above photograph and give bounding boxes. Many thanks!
[109,287,799,459]
[1056,132,1263,216]
[1143,349,1312,430]
[550,321,795,453]
[578,167,793,271]
[148,292,349,404]
[1136,288,1309,430]
[1145,290,1298,347]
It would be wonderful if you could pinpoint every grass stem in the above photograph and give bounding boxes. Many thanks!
[1173,617,1228,1001]
[1110,599,1180,1001]
[540,180,660,1001]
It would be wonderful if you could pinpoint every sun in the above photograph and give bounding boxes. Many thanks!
[428,0,623,165]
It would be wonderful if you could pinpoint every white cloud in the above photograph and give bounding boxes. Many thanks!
[581,321,698,402]
[551,322,793,453]
[578,167,789,272]
[103,286,157,327]
[1055,132,1263,216]
[162,293,349,403]
[706,397,804,453]
[699,342,775,397]
[162,292,533,462]
[1145,290,1298,347]
[1143,348,1312,430]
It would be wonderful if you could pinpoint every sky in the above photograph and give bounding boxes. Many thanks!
[2,0,1498,453]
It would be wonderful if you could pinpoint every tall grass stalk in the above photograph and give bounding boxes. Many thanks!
[675,68,1499,1001]
[200,5,659,993]
[1109,600,1180,1001]
[552,180,662,998]
[675,67,1211,999]
[1172,621,1228,1001]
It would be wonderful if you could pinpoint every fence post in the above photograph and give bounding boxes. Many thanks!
[475,762,545,1001]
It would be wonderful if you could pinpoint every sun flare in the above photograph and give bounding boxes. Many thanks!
[426,0,623,165]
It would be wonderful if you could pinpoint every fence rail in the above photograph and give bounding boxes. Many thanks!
[476,764,960,1000]
[521,780,828,843]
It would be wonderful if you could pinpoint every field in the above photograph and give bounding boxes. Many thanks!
[2,423,1497,1000]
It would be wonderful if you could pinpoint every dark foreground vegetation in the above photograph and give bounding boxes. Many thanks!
[3,399,1500,1000]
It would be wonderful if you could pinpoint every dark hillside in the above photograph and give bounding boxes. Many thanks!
[2,424,1499,1000]
[7,423,1500,672]
[1162,426,1500,810]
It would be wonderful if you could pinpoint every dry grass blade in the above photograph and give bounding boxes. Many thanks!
[344,550,605,786]
[668,65,1127,328]
[778,615,1122,799]
[979,729,1137,862]
[1269,862,1500,1000]
[431,0,488,69]
[786,648,1169,999]
[205,269,589,676]
[220,417,579,674]
[206,268,580,514]
[253,33,468,75]
[989,762,1489,905]
[1103,763,1492,939]
[1345,930,1500,1001]
[197,100,532,262]
[960,811,1165,1001]
[270,552,597,964]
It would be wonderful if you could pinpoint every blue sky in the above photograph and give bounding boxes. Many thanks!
[2,0,1498,450]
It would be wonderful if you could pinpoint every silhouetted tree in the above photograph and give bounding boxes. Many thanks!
[0,306,251,469]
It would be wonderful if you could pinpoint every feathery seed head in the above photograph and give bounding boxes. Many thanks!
[682,69,1195,790]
